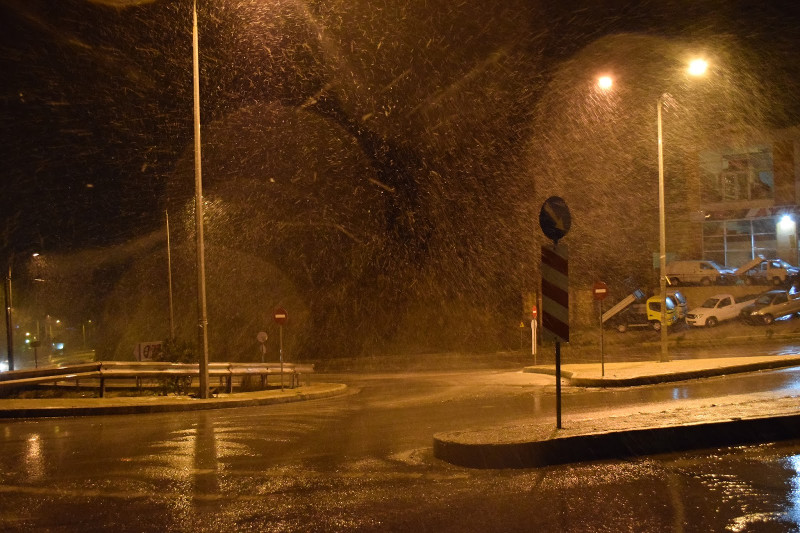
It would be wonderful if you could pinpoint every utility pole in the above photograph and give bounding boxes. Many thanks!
[4,264,14,371]
[193,0,210,398]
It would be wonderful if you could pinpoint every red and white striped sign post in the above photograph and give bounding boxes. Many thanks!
[539,196,571,430]
[541,244,569,343]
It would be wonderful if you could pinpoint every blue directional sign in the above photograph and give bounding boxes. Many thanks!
[539,196,571,243]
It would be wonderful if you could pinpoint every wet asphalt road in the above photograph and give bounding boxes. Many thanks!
[3,367,800,531]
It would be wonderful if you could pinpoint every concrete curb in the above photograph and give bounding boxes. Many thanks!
[433,412,800,469]
[0,383,348,419]
[524,356,800,387]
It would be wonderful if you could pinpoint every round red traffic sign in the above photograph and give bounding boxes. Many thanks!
[592,281,608,301]
[531,305,538,318]
[273,307,288,325]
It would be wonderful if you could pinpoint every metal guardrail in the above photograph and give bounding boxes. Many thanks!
[0,361,314,397]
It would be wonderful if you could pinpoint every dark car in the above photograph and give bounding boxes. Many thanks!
[740,289,800,325]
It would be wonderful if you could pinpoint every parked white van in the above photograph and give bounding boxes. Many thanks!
[665,260,736,286]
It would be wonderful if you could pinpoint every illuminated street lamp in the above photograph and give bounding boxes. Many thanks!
[598,58,707,362]
[657,57,708,363]
[688,58,709,77]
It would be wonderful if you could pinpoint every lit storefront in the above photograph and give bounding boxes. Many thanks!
[701,209,798,268]
[694,137,800,268]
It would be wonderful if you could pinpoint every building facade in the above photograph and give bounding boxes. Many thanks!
[678,127,800,269]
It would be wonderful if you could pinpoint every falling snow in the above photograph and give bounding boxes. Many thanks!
[2,0,800,361]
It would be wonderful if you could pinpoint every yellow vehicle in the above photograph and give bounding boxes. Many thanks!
[604,291,678,332]
[644,295,679,328]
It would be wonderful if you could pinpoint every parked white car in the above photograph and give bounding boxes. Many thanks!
[686,293,757,327]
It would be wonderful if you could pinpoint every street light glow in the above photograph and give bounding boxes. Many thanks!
[598,76,613,90]
[688,58,708,76]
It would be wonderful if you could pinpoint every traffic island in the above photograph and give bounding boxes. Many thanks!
[0,382,348,418]
[433,393,800,469]
[523,355,800,387]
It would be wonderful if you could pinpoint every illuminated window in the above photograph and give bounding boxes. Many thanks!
[703,217,777,266]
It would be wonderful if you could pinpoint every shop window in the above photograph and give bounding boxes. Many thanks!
[703,217,777,268]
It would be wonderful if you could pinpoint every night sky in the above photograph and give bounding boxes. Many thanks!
[3,0,798,256]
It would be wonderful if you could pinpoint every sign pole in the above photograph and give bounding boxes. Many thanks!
[554,240,562,430]
[592,281,609,377]
[555,340,562,429]
[272,308,288,392]
[531,305,538,364]
[539,196,571,431]
[600,300,605,377]
[257,331,268,364]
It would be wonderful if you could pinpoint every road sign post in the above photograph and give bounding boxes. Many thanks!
[257,331,268,363]
[593,281,608,377]
[273,308,288,390]
[539,196,571,430]
[531,305,538,363]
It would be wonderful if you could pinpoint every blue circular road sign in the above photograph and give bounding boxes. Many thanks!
[539,196,571,242]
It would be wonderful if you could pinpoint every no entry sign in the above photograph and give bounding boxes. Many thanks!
[273,307,288,325]
[593,281,608,301]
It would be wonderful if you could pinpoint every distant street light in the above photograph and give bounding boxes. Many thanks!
[657,57,709,363]
[597,76,613,90]
[4,252,43,371]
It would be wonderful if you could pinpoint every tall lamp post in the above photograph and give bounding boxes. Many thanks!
[657,58,708,363]
[656,94,669,363]
[193,0,210,398]
[4,264,13,371]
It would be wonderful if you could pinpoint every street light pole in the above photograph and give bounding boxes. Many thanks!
[599,60,707,365]
[4,264,13,371]
[657,95,669,363]
[655,58,707,364]
[165,210,175,340]
[193,0,210,398]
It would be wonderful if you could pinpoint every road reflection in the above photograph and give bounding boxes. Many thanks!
[23,433,44,482]
[193,414,219,502]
